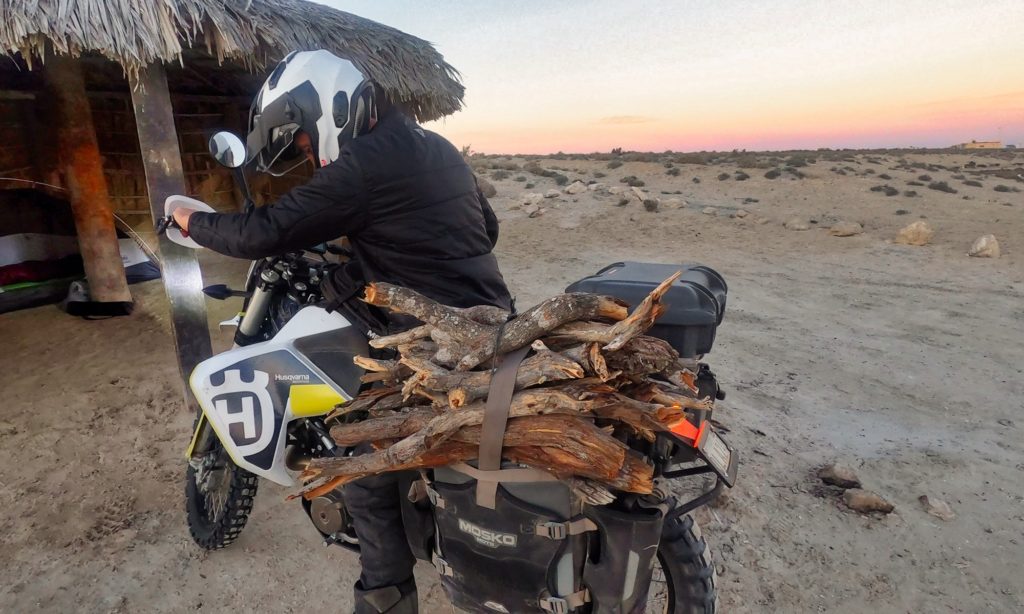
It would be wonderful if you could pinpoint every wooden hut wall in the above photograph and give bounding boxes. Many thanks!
[1,89,310,227]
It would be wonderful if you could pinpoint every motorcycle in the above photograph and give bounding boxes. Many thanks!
[166,131,737,613]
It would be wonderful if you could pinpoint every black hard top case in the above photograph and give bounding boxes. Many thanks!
[565,261,727,358]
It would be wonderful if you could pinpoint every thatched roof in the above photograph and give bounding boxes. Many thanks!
[0,0,464,121]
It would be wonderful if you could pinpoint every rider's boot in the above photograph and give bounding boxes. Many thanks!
[352,577,417,614]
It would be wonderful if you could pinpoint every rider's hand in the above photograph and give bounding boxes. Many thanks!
[173,207,196,234]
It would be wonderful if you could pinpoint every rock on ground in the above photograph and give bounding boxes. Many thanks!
[703,207,717,215]
[843,489,895,514]
[829,221,864,237]
[630,186,648,201]
[895,220,933,246]
[521,192,543,206]
[818,464,861,489]
[544,189,560,199]
[785,217,811,231]
[968,234,1000,258]
[476,176,497,197]
[564,181,588,195]
[919,495,956,521]
[588,182,607,192]
[735,209,749,218]
[608,186,628,195]
[663,198,683,208]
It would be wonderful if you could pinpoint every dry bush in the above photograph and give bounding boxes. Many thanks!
[904,190,918,197]
[616,198,630,206]
[643,199,659,212]
[734,171,750,181]
[717,172,730,181]
[675,152,710,165]
[928,181,957,194]
[666,167,681,176]
[994,184,1020,193]
[870,185,899,196]
[514,175,527,182]
[879,173,892,180]
[606,160,624,169]
[963,179,983,187]
[491,169,510,181]
[906,180,924,186]
[692,177,701,184]
[593,171,607,178]
[619,175,645,187]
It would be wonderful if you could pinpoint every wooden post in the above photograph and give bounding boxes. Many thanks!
[43,54,132,303]
[129,62,213,412]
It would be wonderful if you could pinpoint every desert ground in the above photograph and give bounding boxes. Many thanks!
[1,150,1022,613]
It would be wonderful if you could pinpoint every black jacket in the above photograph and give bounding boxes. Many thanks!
[189,110,512,316]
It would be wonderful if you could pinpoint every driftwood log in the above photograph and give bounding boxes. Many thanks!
[301,272,713,499]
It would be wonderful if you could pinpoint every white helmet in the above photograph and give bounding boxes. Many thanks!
[246,50,377,174]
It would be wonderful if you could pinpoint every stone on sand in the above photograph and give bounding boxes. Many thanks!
[734,209,749,218]
[968,234,1000,258]
[843,489,894,514]
[521,192,543,206]
[918,495,956,521]
[703,207,716,215]
[544,189,560,199]
[564,181,588,195]
[818,464,861,489]
[630,186,648,201]
[829,221,863,237]
[588,182,608,192]
[476,176,497,197]
[663,198,683,208]
[608,186,628,195]
[523,203,540,217]
[785,217,811,231]
[895,220,933,246]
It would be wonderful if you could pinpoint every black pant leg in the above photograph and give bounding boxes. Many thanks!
[343,468,416,590]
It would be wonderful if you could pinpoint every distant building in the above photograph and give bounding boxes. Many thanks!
[954,140,1003,150]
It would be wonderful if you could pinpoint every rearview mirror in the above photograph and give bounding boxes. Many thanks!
[208,131,246,169]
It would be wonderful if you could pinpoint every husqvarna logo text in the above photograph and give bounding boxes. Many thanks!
[457,519,517,548]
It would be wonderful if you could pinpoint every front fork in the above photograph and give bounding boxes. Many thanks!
[186,414,218,461]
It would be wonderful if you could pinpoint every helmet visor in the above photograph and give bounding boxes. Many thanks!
[261,123,308,176]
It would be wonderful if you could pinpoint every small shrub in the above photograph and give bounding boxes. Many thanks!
[904,190,918,197]
[619,175,645,187]
[717,172,730,181]
[643,199,659,212]
[871,185,899,196]
[833,169,847,176]
[928,181,957,194]
[879,173,892,180]
[734,171,750,181]
[786,167,806,179]
[906,180,923,186]
[895,209,910,215]
[918,174,932,181]
[616,198,630,207]
[491,169,510,181]
[666,167,681,176]
[787,156,809,167]
[963,179,982,187]
[663,162,675,169]
[864,168,876,175]
[525,182,535,189]
[952,173,966,180]
[593,171,606,178]
[607,160,624,169]
[994,184,1020,193]
[692,177,701,184]
[553,174,569,186]
[514,175,527,182]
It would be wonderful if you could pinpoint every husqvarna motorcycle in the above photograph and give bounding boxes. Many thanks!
[166,132,737,613]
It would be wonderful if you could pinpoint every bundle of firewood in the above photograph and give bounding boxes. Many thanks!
[298,272,712,504]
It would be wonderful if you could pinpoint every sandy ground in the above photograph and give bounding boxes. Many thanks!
[1,151,1022,613]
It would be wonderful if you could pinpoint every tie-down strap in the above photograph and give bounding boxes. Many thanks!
[539,589,591,613]
[475,340,532,508]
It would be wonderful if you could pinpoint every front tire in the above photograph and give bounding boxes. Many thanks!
[185,443,259,549]
[645,511,718,614]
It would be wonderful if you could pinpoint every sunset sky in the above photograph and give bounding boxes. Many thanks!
[322,0,1024,154]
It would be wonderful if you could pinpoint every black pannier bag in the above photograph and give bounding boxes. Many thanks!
[565,262,727,358]
[410,463,667,614]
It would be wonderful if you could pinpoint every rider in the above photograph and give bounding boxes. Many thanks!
[173,50,512,614]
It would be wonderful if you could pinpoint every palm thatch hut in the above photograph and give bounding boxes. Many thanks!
[0,0,464,407]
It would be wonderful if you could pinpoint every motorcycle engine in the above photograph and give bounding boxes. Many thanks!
[301,488,360,550]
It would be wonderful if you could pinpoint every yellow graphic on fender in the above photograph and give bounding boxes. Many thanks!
[289,383,344,417]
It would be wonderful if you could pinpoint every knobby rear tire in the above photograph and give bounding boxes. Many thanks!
[658,511,718,614]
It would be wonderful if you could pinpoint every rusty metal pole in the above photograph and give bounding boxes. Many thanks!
[129,63,213,412]
[43,54,132,304]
